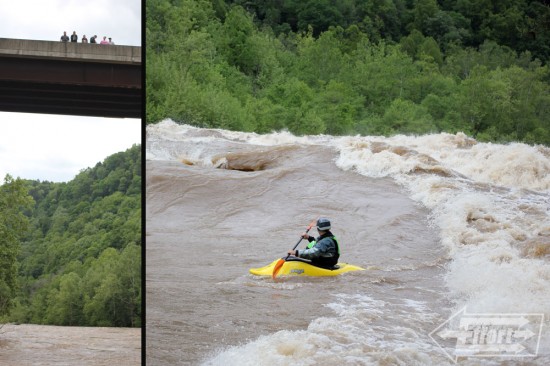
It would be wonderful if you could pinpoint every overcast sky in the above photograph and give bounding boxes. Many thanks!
[0,114,141,183]
[0,0,141,46]
[0,0,142,183]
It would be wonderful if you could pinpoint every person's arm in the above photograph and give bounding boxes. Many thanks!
[287,233,315,256]
[296,238,332,259]
[296,246,321,259]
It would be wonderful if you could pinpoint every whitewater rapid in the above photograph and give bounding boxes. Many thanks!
[335,133,550,311]
[147,120,549,365]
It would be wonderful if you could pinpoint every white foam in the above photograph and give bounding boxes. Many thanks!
[146,120,329,163]
[442,142,550,191]
[332,133,550,317]
[202,294,451,366]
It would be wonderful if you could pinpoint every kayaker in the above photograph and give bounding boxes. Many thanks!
[287,217,340,268]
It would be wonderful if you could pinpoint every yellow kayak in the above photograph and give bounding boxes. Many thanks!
[249,258,365,277]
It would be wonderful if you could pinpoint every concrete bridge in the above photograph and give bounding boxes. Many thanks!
[0,38,141,118]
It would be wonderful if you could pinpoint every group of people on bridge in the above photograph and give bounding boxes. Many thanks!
[60,31,114,45]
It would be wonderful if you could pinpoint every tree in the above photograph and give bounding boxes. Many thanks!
[349,43,419,115]
[419,36,443,65]
[117,244,141,327]
[218,6,258,75]
[454,0,492,46]
[296,0,347,37]
[0,175,33,316]
[381,98,436,134]
[412,0,439,33]
[44,272,84,325]
[424,10,470,48]
[314,80,363,135]
[458,66,514,139]
[80,244,141,327]
[356,0,404,42]
[400,29,425,59]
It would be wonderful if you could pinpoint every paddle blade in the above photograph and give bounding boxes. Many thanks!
[272,258,285,279]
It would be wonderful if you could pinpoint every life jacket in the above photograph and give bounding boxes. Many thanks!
[306,233,340,268]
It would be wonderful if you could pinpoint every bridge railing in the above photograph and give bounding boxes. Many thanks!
[0,38,141,64]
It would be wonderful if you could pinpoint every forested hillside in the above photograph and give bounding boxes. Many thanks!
[1,144,141,327]
[147,0,550,145]
[0,176,33,319]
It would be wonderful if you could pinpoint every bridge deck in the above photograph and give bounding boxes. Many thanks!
[0,38,141,118]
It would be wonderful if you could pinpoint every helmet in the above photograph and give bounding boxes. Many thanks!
[316,217,331,231]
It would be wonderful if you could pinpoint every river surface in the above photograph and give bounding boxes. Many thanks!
[0,324,140,365]
[146,120,550,365]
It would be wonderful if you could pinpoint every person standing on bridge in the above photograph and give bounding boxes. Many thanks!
[60,31,69,42]
[90,35,97,44]
[100,36,109,45]
[70,31,78,42]
[108,37,115,45]
[82,35,88,43]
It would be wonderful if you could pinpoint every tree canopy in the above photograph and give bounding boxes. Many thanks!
[147,0,550,145]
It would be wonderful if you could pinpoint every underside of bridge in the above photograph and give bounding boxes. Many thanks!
[0,79,141,118]
[0,39,141,118]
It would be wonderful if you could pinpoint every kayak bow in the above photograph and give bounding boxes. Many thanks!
[250,257,364,277]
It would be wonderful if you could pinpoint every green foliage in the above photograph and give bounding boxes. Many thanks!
[295,0,347,37]
[412,0,440,34]
[83,245,141,327]
[5,145,141,327]
[146,0,550,146]
[45,272,84,325]
[0,175,33,316]
[314,80,363,135]
[457,65,550,143]
[382,98,437,134]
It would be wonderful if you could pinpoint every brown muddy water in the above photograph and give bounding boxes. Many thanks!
[147,121,550,365]
[146,135,451,365]
[0,324,140,365]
